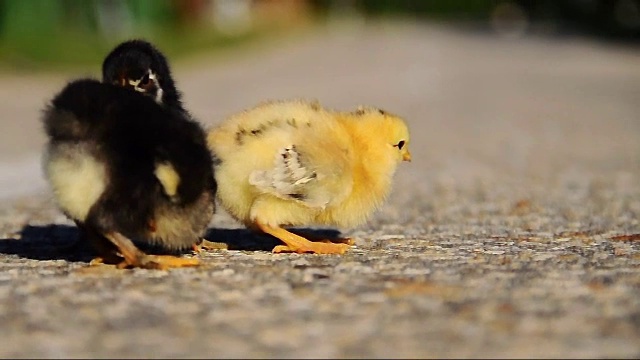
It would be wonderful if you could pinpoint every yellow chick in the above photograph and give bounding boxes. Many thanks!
[207,100,411,254]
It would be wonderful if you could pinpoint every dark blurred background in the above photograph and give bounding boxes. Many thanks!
[0,0,638,71]
[321,0,640,38]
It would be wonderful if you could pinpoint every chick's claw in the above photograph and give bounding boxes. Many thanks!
[89,257,106,266]
[88,252,126,267]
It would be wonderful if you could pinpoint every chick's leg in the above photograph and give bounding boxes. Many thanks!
[256,221,350,254]
[101,231,199,270]
[80,224,127,266]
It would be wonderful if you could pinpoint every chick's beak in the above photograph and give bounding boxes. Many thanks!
[403,150,412,162]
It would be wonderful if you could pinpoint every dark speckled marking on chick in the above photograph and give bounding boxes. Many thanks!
[234,118,308,146]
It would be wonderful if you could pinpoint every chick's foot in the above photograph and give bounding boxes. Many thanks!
[272,242,350,254]
[256,221,350,254]
[192,238,228,253]
[89,255,123,266]
[290,229,355,246]
[103,231,199,269]
[128,254,200,270]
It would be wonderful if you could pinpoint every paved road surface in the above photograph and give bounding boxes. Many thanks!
[0,21,638,358]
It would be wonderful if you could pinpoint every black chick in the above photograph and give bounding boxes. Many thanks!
[102,39,224,253]
[42,79,216,269]
[102,39,184,112]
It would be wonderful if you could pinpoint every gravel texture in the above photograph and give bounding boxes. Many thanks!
[0,21,638,358]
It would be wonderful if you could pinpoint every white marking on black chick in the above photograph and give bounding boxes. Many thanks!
[125,70,164,104]
[102,39,183,114]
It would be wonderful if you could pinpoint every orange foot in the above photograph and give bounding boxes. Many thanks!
[123,254,199,270]
[100,232,199,270]
[272,242,350,254]
[192,238,228,253]
[290,230,355,246]
[256,221,351,254]
[89,255,199,270]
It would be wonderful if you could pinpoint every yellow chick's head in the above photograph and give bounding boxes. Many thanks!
[352,106,412,163]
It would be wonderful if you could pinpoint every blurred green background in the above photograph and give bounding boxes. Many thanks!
[0,0,310,72]
[0,0,638,72]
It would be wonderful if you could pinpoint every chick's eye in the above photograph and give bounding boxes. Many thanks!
[395,140,405,150]
[139,73,151,87]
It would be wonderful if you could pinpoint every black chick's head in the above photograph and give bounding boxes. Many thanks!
[102,39,182,110]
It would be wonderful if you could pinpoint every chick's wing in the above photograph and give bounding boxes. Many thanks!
[247,120,354,210]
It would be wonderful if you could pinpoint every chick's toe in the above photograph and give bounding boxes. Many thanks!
[336,238,355,245]
[272,242,350,254]
[291,230,355,246]
[131,255,200,270]
[192,238,228,253]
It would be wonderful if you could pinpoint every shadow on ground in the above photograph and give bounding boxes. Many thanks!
[0,224,92,262]
[0,224,345,261]
[204,227,343,251]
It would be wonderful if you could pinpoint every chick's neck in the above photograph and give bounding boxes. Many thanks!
[339,115,398,212]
